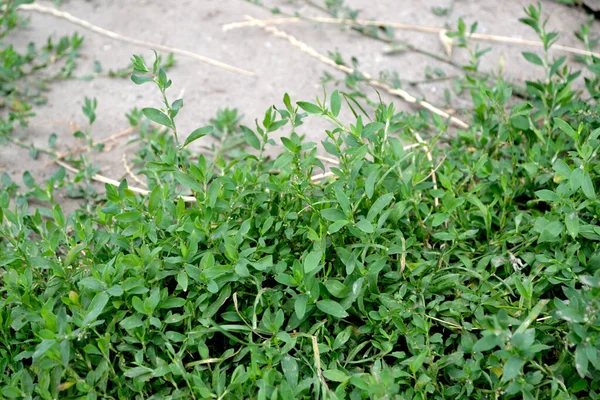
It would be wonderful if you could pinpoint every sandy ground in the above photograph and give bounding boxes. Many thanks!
[1,0,598,212]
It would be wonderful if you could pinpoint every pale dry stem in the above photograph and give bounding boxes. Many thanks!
[44,126,136,168]
[225,16,600,59]
[54,159,196,202]
[18,3,256,76]
[413,131,439,208]
[122,153,148,188]
[244,16,470,130]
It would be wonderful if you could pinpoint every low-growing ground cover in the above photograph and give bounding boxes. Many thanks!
[1,1,600,399]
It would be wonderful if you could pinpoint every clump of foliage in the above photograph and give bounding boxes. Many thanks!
[1,3,600,400]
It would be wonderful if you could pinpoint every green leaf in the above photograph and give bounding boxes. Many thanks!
[473,334,498,352]
[365,169,380,199]
[316,299,348,318]
[333,328,351,350]
[330,90,341,117]
[321,208,346,222]
[355,219,374,233]
[546,221,564,236]
[582,173,596,199]
[186,264,202,282]
[325,280,348,298]
[554,117,577,140]
[124,366,152,378]
[535,190,558,202]
[2,387,22,398]
[295,294,308,319]
[502,356,523,382]
[183,126,213,148]
[303,251,322,274]
[522,52,544,66]
[142,107,172,128]
[431,212,449,227]
[82,292,109,326]
[328,220,349,233]
[132,296,146,315]
[516,299,548,334]
[575,345,589,378]
[64,243,87,268]
[241,125,261,150]
[145,161,177,173]
[169,101,183,124]
[281,137,298,153]
[283,92,293,112]
[409,350,428,374]
[553,159,572,178]
[131,54,149,73]
[107,285,123,296]
[334,186,351,216]
[323,369,349,382]
[33,339,56,360]
[513,276,532,301]
[539,221,564,243]
[297,101,322,114]
[176,270,188,292]
[120,315,144,330]
[23,171,35,188]
[570,168,584,191]
[274,153,294,169]
[566,212,579,238]
[433,231,456,241]
[367,193,394,222]
[172,171,203,193]
[131,74,152,85]
[281,355,299,386]
[53,204,65,228]
[115,211,142,223]
[588,63,600,75]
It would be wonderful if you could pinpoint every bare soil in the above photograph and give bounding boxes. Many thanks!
[2,0,597,212]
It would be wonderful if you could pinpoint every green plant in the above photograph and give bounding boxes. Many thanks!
[2,3,600,400]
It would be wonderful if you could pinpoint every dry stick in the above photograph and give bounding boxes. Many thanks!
[44,126,137,168]
[426,314,462,330]
[416,155,446,186]
[413,131,439,208]
[122,153,148,188]
[54,159,197,202]
[311,171,335,182]
[315,155,339,165]
[311,335,330,393]
[17,3,256,77]
[244,16,469,130]
[8,132,198,202]
[225,16,600,59]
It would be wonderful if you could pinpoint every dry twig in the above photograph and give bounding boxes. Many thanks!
[413,131,439,207]
[311,170,336,182]
[224,16,600,59]
[243,16,469,129]
[17,3,256,76]
[44,126,137,168]
[54,159,196,202]
[122,153,148,188]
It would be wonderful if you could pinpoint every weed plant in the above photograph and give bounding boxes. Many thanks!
[1,2,600,399]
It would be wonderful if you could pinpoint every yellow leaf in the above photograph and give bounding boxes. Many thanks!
[58,382,75,391]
